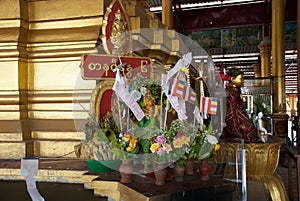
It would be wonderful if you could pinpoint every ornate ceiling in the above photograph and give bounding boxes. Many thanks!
[143,0,298,93]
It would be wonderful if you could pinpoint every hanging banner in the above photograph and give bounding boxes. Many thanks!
[114,81,145,121]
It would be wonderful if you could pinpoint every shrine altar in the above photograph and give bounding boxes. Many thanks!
[85,171,235,201]
[216,136,288,201]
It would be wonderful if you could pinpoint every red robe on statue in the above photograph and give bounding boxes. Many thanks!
[222,86,260,143]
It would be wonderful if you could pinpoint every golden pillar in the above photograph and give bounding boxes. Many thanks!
[162,0,173,29]
[297,0,300,146]
[252,63,261,78]
[271,0,288,137]
[287,94,297,117]
[258,37,271,78]
[18,0,33,157]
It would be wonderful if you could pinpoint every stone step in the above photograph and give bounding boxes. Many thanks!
[0,158,88,183]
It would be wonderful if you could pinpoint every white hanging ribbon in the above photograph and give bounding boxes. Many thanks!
[167,95,187,120]
[21,158,45,201]
[166,52,192,84]
[193,106,203,131]
[112,56,125,91]
[161,74,187,120]
[114,81,145,121]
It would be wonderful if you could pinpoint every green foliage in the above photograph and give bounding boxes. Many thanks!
[175,154,187,167]
[255,96,271,116]
[188,133,203,159]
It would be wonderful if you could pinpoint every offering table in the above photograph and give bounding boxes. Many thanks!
[88,171,235,201]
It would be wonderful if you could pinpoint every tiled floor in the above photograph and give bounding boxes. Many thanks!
[0,180,107,201]
[276,163,298,201]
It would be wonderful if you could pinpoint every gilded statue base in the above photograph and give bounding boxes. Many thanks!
[216,136,288,201]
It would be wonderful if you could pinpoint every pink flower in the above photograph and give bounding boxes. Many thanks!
[156,147,165,155]
[176,131,183,138]
[155,135,166,144]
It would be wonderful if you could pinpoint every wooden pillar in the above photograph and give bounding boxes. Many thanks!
[162,0,173,29]
[258,37,271,78]
[271,0,289,137]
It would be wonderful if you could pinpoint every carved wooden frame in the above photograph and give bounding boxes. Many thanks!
[90,80,114,121]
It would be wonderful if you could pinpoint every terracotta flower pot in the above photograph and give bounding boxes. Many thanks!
[174,164,185,182]
[184,157,195,175]
[119,159,134,183]
[154,162,168,185]
[199,158,211,181]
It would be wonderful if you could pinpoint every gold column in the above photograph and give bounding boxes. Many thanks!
[162,0,173,29]
[258,37,271,78]
[18,0,34,157]
[287,94,297,117]
[252,63,261,78]
[297,0,300,146]
[271,0,288,137]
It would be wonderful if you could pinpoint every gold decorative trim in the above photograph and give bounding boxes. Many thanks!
[90,80,114,121]
[101,0,131,55]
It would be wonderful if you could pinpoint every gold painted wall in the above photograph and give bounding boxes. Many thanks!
[0,0,102,158]
[0,0,179,159]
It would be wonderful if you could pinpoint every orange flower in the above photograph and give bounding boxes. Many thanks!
[181,136,190,145]
[173,138,183,148]
[124,134,131,142]
[162,143,172,153]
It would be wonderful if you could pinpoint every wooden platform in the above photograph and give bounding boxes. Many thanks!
[0,158,88,183]
[89,171,235,201]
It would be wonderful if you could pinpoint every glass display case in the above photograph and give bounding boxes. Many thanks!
[241,78,273,134]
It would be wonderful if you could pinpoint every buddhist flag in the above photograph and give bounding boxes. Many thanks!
[200,96,209,114]
[208,97,218,115]
[172,78,186,99]
[186,88,196,104]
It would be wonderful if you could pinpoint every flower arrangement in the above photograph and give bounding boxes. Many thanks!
[148,119,196,166]
[110,131,139,159]
[80,53,225,176]
[149,129,172,163]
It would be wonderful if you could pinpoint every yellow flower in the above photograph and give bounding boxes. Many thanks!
[150,143,160,153]
[126,144,135,152]
[173,138,183,148]
[214,143,221,152]
[126,140,137,152]
[130,137,138,145]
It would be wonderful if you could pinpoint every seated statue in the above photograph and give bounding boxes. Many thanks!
[221,68,260,143]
